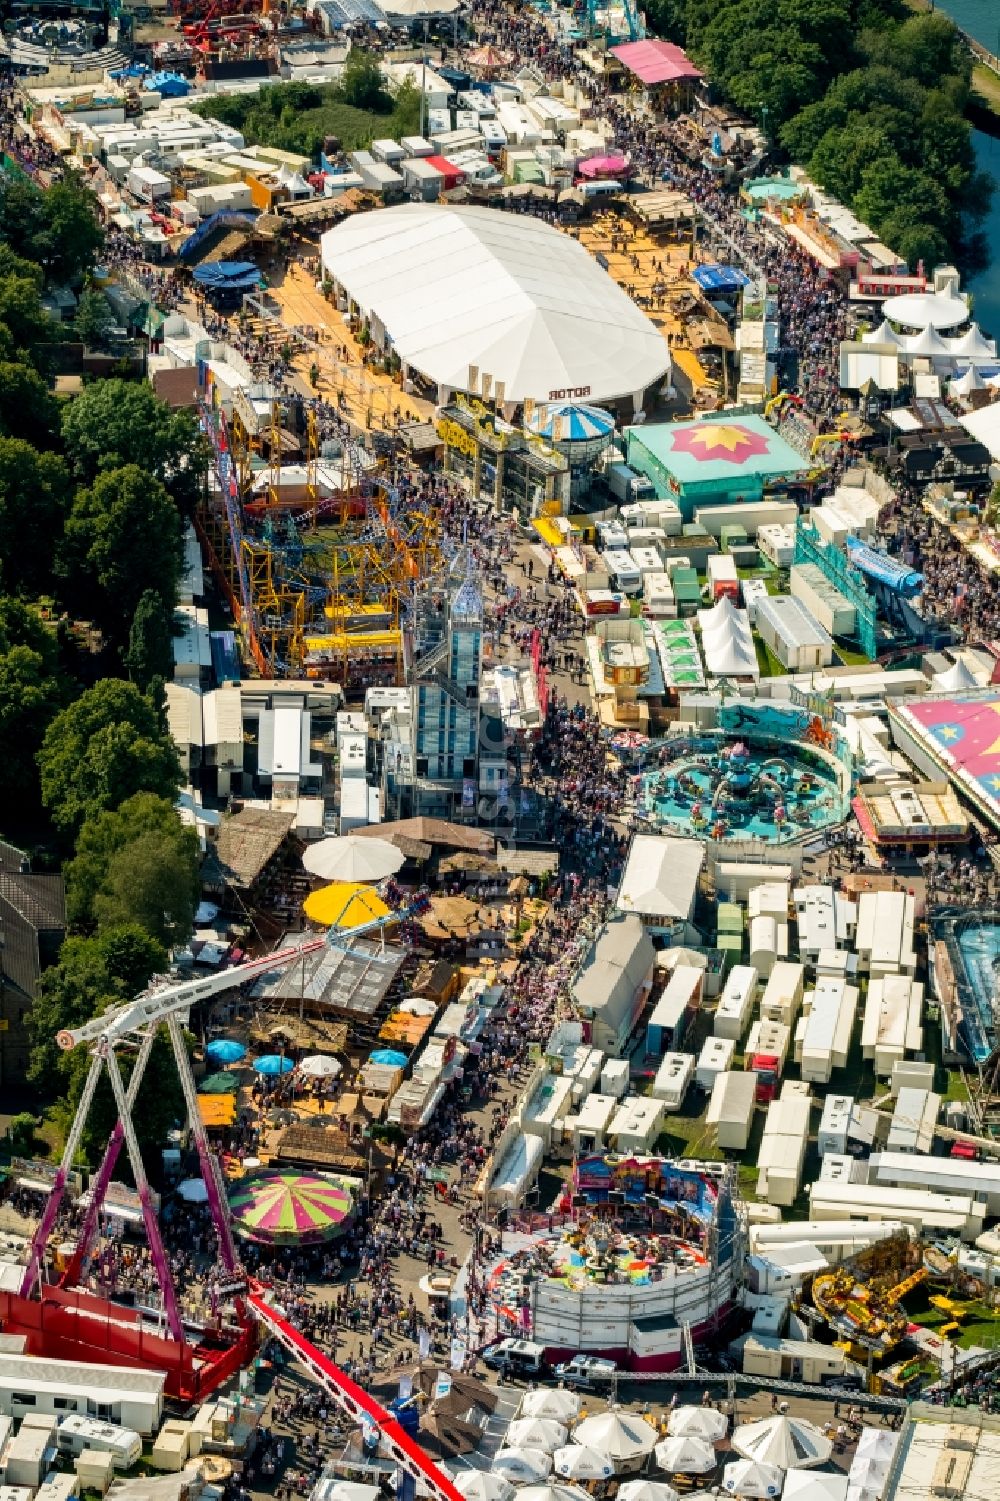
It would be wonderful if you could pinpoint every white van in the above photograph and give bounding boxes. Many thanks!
[604,549,642,595]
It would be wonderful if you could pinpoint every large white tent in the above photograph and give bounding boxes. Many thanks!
[320,203,671,406]
[882,290,969,328]
[698,596,760,680]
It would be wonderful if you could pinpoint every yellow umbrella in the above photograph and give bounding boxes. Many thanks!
[303,881,391,929]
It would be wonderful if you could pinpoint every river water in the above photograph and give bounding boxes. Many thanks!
[934,0,1000,334]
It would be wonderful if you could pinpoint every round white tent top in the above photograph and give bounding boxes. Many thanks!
[320,203,671,404]
[882,290,969,329]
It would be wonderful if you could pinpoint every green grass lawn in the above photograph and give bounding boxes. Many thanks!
[834,642,873,667]
[754,635,786,678]
[906,1296,1000,1351]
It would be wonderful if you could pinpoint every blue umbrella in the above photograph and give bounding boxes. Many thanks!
[527,400,616,444]
[206,1038,246,1065]
[369,1048,408,1068]
[254,1054,295,1076]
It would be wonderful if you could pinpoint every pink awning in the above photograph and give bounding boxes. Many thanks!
[578,154,629,178]
[610,38,703,85]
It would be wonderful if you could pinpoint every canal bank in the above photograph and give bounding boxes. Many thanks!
[934,0,1000,338]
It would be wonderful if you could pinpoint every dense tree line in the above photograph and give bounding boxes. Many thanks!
[0,174,202,1164]
[645,0,990,270]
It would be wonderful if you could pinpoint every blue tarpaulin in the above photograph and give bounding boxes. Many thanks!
[149,71,191,97]
[691,263,751,293]
[192,261,264,291]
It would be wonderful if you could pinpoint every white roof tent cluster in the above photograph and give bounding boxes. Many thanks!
[320,204,671,407]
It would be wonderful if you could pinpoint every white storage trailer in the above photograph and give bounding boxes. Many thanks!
[651,1050,695,1110]
[706,1070,757,1150]
[696,1034,736,1091]
[714,964,757,1040]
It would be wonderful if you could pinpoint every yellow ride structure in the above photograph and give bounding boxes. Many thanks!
[198,378,443,684]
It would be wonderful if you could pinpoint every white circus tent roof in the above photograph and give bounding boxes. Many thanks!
[950,365,988,397]
[882,290,970,328]
[320,203,671,404]
[946,323,997,359]
[903,325,950,358]
[698,596,760,679]
[863,319,899,346]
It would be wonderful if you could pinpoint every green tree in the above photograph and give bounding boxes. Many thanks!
[0,439,71,596]
[126,590,174,690]
[341,49,386,109]
[0,272,52,352]
[74,289,114,349]
[61,380,208,513]
[0,361,58,448]
[61,465,181,644]
[66,791,199,935]
[0,173,103,286]
[27,923,167,1093]
[38,679,182,838]
[37,175,105,285]
[94,829,199,947]
[7,1112,38,1154]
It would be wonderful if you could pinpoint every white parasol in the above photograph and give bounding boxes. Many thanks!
[302,835,404,883]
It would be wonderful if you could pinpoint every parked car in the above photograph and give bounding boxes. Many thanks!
[553,1354,618,1389]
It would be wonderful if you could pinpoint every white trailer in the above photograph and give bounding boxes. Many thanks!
[651,1051,695,1111]
[756,1094,811,1208]
[714,964,757,1041]
[760,961,805,1027]
[861,973,923,1077]
[817,1094,854,1157]
[56,1416,142,1470]
[642,571,676,618]
[693,499,798,538]
[794,979,859,1084]
[706,1070,757,1150]
[887,1087,940,1153]
[696,1034,736,1091]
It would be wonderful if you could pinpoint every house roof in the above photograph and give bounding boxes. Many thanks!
[354,818,494,853]
[617,834,705,920]
[205,807,295,889]
[572,912,655,1020]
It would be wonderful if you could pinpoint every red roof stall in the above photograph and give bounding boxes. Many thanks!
[610,39,703,87]
[424,155,466,190]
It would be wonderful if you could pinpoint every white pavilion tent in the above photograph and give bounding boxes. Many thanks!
[320,203,671,407]
[946,324,997,360]
[783,1472,848,1501]
[732,1416,832,1470]
[698,596,760,679]
[950,365,988,398]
